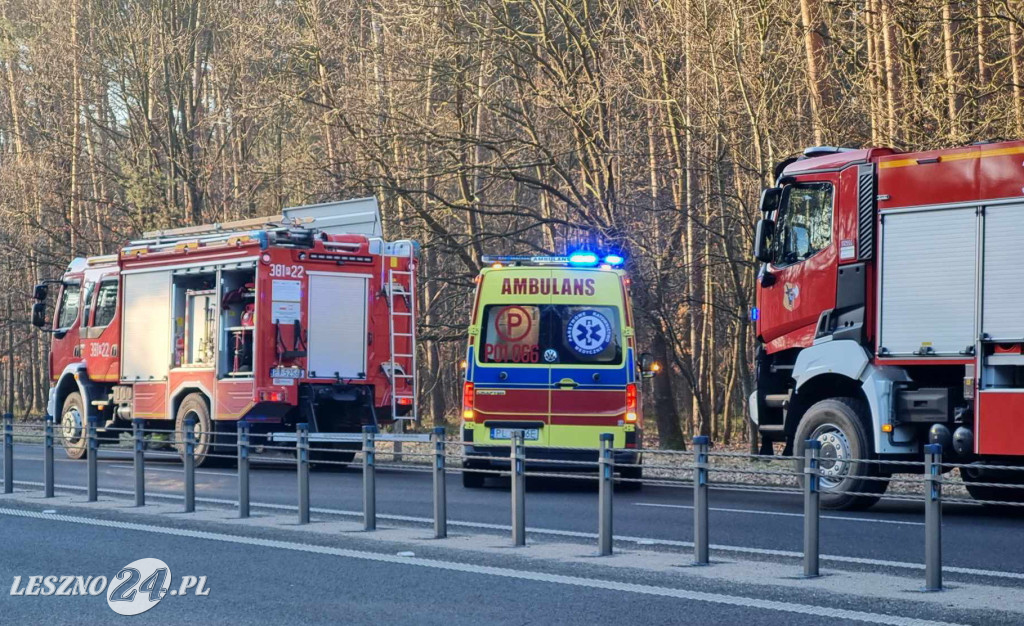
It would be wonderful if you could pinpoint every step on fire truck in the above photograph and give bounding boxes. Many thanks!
[32,198,418,465]
[751,139,1024,508]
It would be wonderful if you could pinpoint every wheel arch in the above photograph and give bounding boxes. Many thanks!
[170,385,212,422]
[49,364,92,420]
[787,374,871,442]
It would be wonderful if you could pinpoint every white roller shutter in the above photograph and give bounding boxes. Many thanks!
[879,207,977,356]
[121,270,172,380]
[307,273,368,379]
[982,204,1024,341]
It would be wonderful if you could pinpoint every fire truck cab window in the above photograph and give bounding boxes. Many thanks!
[93,281,118,327]
[56,283,81,329]
[772,182,833,267]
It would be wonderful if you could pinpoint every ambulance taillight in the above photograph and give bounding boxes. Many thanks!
[462,382,475,421]
[625,383,637,423]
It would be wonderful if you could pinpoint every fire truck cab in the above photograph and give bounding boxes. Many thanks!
[460,252,657,488]
[752,140,1024,508]
[34,198,418,465]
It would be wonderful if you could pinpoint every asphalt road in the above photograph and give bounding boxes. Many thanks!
[0,506,988,626]
[4,441,1024,580]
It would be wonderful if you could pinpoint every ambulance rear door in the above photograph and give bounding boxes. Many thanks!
[471,269,552,447]
[547,270,630,449]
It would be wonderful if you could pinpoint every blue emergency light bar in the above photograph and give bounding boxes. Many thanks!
[481,251,626,268]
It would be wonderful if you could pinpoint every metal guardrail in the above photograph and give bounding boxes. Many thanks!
[3,411,1024,592]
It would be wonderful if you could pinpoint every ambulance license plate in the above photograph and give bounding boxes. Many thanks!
[490,428,539,441]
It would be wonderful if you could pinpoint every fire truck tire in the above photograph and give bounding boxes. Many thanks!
[59,392,88,460]
[962,464,1024,505]
[175,394,214,467]
[462,467,486,488]
[793,397,887,510]
[310,444,355,469]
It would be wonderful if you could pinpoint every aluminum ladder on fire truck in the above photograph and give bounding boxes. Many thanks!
[386,266,417,420]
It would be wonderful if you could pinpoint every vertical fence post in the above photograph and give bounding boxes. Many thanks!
[183,418,195,513]
[692,435,709,565]
[3,412,14,494]
[511,430,526,547]
[43,415,54,498]
[297,423,310,525]
[363,425,376,531]
[133,419,145,507]
[598,433,614,556]
[803,440,821,577]
[237,422,250,519]
[432,427,447,539]
[924,443,943,592]
[87,416,98,502]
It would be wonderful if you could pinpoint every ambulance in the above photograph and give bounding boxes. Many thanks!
[460,252,658,488]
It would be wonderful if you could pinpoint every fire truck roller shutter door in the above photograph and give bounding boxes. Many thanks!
[307,273,369,379]
[120,270,172,381]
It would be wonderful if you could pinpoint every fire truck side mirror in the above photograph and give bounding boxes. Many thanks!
[759,187,782,213]
[33,283,48,301]
[753,218,774,263]
[31,302,48,329]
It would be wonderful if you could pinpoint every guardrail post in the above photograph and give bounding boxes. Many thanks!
[924,443,943,592]
[237,422,250,519]
[363,425,377,531]
[43,415,54,498]
[297,423,310,524]
[512,430,526,547]
[3,412,14,494]
[133,419,145,506]
[598,433,614,556]
[87,416,98,502]
[183,418,195,513]
[803,440,821,577]
[432,427,447,539]
[692,435,709,565]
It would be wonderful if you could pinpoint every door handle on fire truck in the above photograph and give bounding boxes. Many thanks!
[555,378,579,389]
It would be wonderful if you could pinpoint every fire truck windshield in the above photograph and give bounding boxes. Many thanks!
[479,304,623,365]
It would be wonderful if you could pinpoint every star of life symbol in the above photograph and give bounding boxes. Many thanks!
[566,310,612,355]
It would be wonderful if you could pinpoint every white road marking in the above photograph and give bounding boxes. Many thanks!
[634,502,925,527]
[0,507,969,626]
[11,479,1024,581]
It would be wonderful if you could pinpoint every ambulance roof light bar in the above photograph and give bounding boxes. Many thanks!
[481,252,624,268]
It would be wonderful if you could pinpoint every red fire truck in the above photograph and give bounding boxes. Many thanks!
[32,199,418,465]
[751,139,1024,508]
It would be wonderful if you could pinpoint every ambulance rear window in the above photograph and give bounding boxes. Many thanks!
[480,304,623,365]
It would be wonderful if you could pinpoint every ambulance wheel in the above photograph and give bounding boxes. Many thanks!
[793,397,887,511]
[963,463,1024,505]
[617,464,643,491]
[59,392,88,460]
[462,467,486,488]
[175,394,214,467]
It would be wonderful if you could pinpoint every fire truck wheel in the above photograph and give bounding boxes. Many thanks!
[962,463,1024,505]
[175,394,213,467]
[793,397,887,510]
[310,444,356,470]
[59,392,88,460]
[462,467,486,488]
